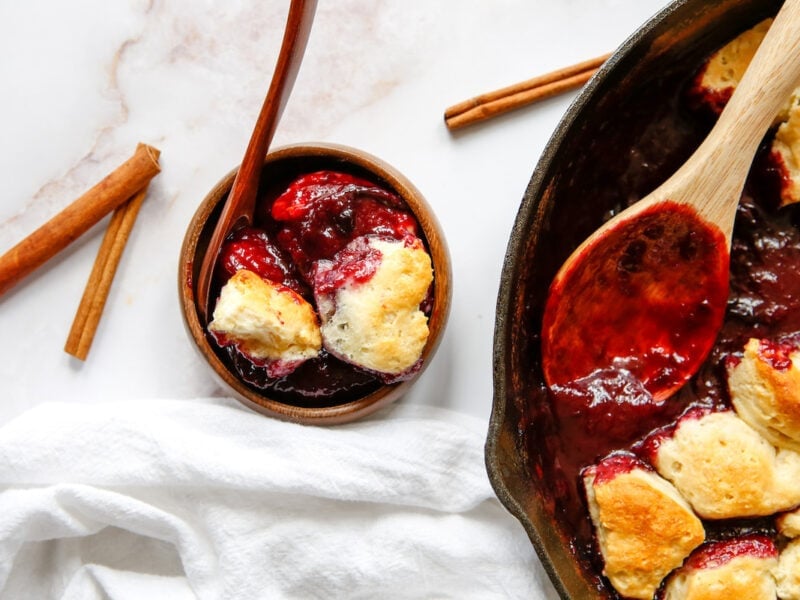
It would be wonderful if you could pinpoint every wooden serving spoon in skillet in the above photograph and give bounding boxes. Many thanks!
[196,0,318,324]
[541,0,800,402]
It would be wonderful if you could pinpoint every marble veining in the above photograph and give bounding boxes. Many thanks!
[0,0,672,416]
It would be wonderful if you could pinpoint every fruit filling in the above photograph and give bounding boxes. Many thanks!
[208,170,433,404]
[271,170,420,277]
[524,18,800,600]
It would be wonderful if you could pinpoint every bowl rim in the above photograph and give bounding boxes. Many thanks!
[179,142,452,426]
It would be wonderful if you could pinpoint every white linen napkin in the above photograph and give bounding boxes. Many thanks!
[0,398,553,599]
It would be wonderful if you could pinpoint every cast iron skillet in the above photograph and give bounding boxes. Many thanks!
[488,0,782,598]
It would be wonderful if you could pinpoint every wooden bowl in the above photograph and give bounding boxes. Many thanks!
[487,0,781,597]
[180,143,451,425]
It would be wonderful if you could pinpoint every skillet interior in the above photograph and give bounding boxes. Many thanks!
[487,0,783,597]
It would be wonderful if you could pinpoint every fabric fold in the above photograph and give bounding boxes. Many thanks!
[0,398,548,599]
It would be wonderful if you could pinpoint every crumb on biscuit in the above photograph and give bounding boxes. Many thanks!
[729,338,800,453]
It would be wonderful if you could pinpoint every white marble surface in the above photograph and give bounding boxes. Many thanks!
[0,0,670,594]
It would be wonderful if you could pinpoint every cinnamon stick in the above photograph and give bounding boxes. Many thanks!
[64,185,149,360]
[444,53,611,130]
[0,143,161,296]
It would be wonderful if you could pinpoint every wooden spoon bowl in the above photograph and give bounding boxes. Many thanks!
[542,0,800,401]
[179,143,452,425]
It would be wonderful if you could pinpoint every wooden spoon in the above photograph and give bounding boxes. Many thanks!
[196,0,317,323]
[541,0,800,402]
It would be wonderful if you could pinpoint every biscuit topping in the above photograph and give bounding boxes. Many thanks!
[729,337,800,453]
[314,236,433,379]
[583,454,705,600]
[664,536,778,600]
[209,270,322,378]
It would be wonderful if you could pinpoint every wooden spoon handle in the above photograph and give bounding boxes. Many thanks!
[666,0,800,238]
[225,0,318,229]
[197,0,317,322]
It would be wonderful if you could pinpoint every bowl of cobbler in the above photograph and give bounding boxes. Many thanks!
[180,143,451,425]
[488,0,800,598]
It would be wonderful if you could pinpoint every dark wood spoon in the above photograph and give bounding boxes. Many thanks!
[541,0,800,401]
[196,0,317,323]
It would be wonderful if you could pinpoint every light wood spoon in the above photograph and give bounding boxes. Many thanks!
[541,0,800,401]
[196,0,317,323]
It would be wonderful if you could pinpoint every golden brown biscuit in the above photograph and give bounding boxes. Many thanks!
[777,538,800,600]
[583,453,705,600]
[690,19,773,115]
[663,536,778,600]
[729,338,800,451]
[314,236,432,377]
[647,408,800,519]
[771,99,800,207]
[209,269,321,377]
[778,507,800,539]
